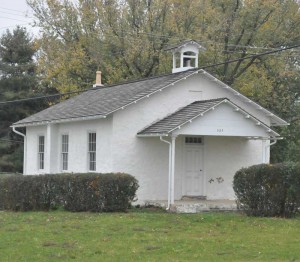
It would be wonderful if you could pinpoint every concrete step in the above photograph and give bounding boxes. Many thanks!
[145,200,237,213]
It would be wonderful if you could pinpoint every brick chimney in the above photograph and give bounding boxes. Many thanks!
[93,71,103,87]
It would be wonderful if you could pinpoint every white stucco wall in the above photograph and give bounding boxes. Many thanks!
[203,137,263,199]
[173,102,270,137]
[25,125,47,174]
[25,117,113,175]
[169,136,264,200]
[110,74,268,202]
[23,73,271,202]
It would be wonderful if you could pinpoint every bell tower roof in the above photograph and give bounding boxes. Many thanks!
[165,40,206,73]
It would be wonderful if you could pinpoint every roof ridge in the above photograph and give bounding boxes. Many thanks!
[91,68,199,90]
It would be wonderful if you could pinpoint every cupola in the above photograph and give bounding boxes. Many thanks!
[165,40,206,73]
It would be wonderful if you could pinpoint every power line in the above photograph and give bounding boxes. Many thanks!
[47,27,285,52]
[28,12,290,52]
[0,16,31,23]
[0,6,28,14]
[25,8,298,54]
[0,89,86,105]
[0,10,34,19]
[0,43,299,106]
[0,23,30,30]
[0,139,23,144]
[200,44,300,71]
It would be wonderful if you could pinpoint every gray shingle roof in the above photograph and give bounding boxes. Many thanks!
[12,68,287,127]
[13,70,198,127]
[137,98,280,136]
[137,98,225,135]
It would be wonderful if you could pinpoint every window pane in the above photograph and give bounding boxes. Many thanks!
[38,136,45,170]
[62,153,68,170]
[89,152,96,171]
[88,133,96,171]
[39,137,44,150]
[61,135,69,170]
[89,133,96,152]
[39,152,44,169]
[62,135,69,153]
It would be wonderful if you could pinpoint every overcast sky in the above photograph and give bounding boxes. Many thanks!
[0,0,37,36]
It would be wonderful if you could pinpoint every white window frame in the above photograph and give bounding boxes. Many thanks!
[88,132,96,171]
[61,134,69,171]
[38,135,45,170]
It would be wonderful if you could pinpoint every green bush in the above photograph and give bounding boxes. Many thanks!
[0,173,138,212]
[233,162,300,217]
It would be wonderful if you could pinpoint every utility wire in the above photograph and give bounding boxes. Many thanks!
[0,16,31,23]
[0,90,85,105]
[0,139,23,144]
[18,9,296,53]
[0,11,34,19]
[0,43,299,106]
[0,23,30,30]
[26,11,291,52]
[42,27,287,52]
[201,44,300,71]
[0,7,28,14]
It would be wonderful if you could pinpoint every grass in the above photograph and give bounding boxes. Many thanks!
[0,209,299,261]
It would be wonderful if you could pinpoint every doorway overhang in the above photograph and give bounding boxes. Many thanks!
[137,98,280,138]
[137,98,282,210]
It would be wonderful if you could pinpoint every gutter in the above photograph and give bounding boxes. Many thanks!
[12,126,25,138]
[267,136,283,148]
[12,114,107,128]
[160,136,172,210]
[12,126,26,174]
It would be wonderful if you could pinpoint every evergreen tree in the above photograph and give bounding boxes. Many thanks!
[0,26,42,172]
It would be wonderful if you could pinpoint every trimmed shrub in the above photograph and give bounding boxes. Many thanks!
[233,162,300,217]
[0,173,138,212]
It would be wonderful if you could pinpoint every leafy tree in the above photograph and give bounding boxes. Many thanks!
[0,26,43,172]
[27,0,300,162]
[27,0,300,84]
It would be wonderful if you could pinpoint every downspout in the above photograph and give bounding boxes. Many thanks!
[269,139,278,147]
[170,135,177,205]
[160,136,172,210]
[264,137,281,163]
[12,126,26,174]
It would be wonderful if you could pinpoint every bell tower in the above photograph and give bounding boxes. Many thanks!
[166,40,206,73]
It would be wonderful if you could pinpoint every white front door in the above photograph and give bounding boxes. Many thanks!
[184,141,204,196]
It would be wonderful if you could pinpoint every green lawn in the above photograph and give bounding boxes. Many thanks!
[0,209,299,262]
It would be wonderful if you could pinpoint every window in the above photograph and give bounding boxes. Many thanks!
[185,137,203,144]
[174,52,181,68]
[183,51,196,67]
[38,136,45,169]
[88,132,96,171]
[61,134,69,171]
